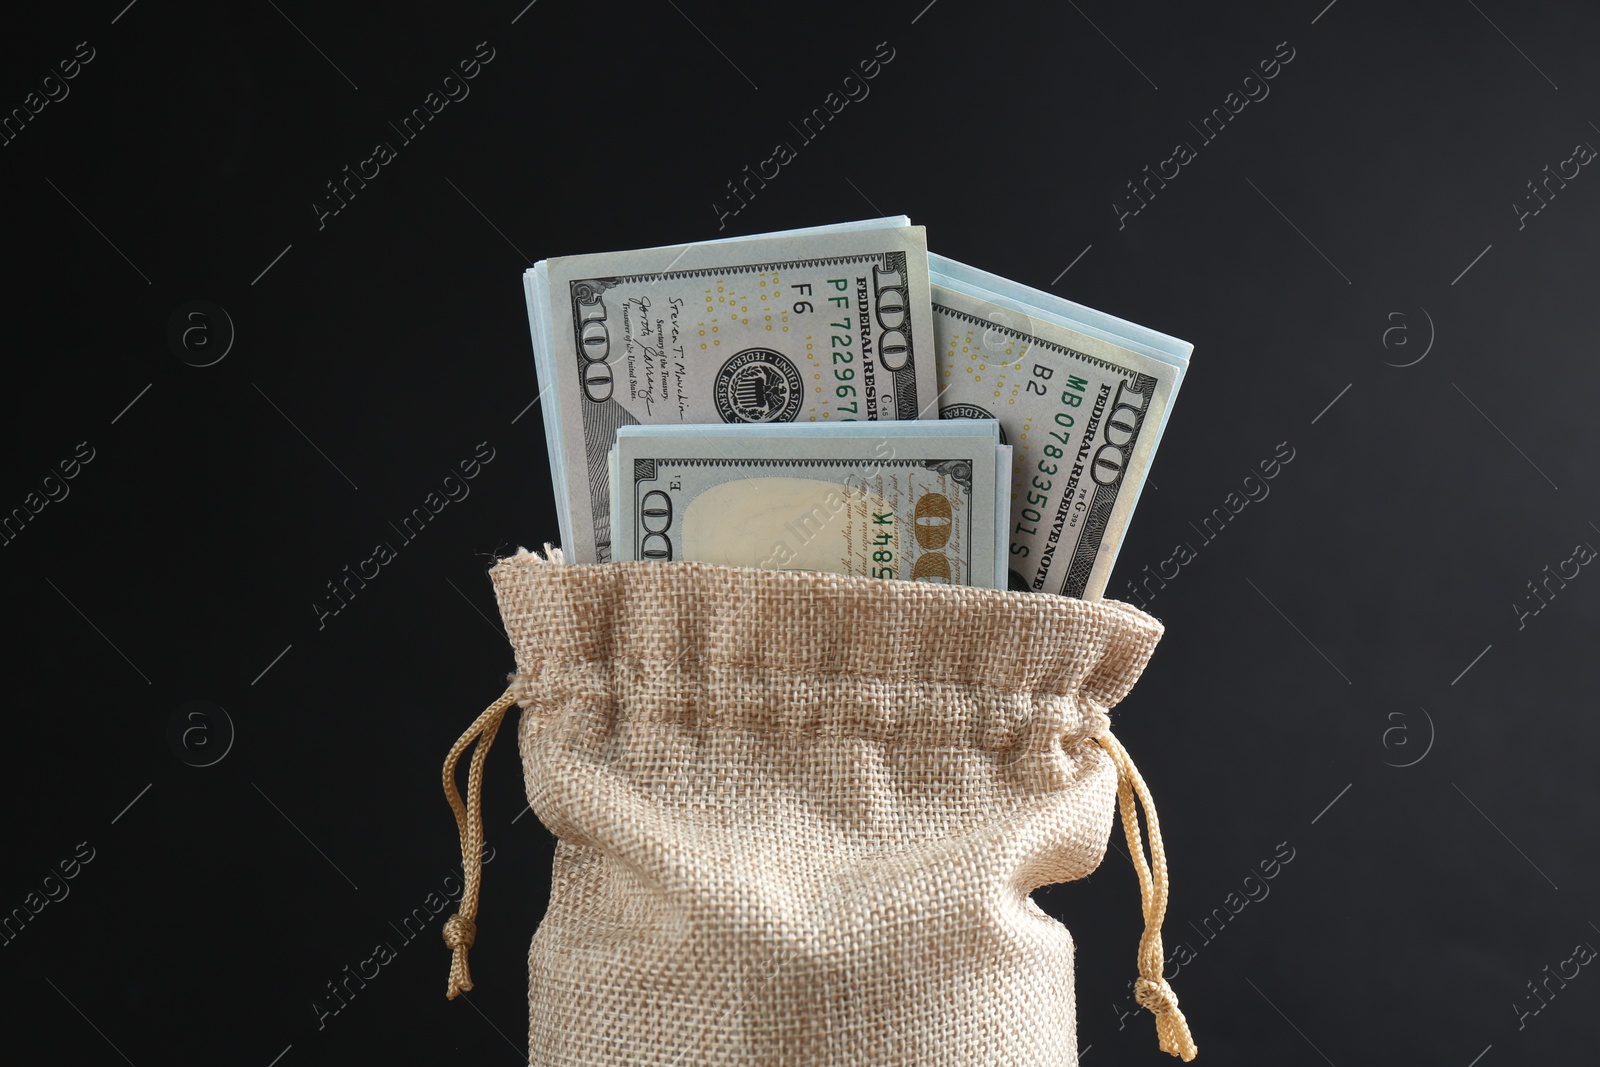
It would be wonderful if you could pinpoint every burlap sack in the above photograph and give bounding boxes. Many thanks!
[441,547,1196,1064]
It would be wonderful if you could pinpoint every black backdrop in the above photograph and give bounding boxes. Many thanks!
[5,2,1598,1064]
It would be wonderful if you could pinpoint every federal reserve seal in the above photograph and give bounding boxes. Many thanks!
[715,348,803,423]
[939,403,1008,444]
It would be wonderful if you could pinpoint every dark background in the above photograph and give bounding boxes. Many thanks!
[4,1,1596,1064]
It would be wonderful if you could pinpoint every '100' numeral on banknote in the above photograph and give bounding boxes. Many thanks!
[1014,368,1156,595]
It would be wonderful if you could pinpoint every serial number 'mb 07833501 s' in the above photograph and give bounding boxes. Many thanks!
[1010,373,1156,583]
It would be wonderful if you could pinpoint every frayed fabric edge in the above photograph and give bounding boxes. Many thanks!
[504,543,565,566]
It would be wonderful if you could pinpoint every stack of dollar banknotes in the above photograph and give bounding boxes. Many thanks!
[523,216,1192,599]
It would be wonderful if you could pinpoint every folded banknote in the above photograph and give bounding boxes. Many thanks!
[929,254,1192,599]
[525,217,940,564]
[609,421,1011,588]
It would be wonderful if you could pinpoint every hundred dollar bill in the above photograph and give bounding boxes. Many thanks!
[609,421,1009,588]
[525,218,939,563]
[929,254,1192,599]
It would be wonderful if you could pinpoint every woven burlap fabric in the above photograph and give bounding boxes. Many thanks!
[487,548,1164,1066]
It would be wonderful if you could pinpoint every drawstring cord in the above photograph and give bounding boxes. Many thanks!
[1096,730,1199,1062]
[441,686,518,999]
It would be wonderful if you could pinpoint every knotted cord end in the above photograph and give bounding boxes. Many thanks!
[441,687,517,1001]
[1098,730,1199,1060]
[443,908,479,1000]
[1136,976,1198,1061]
[443,913,476,950]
